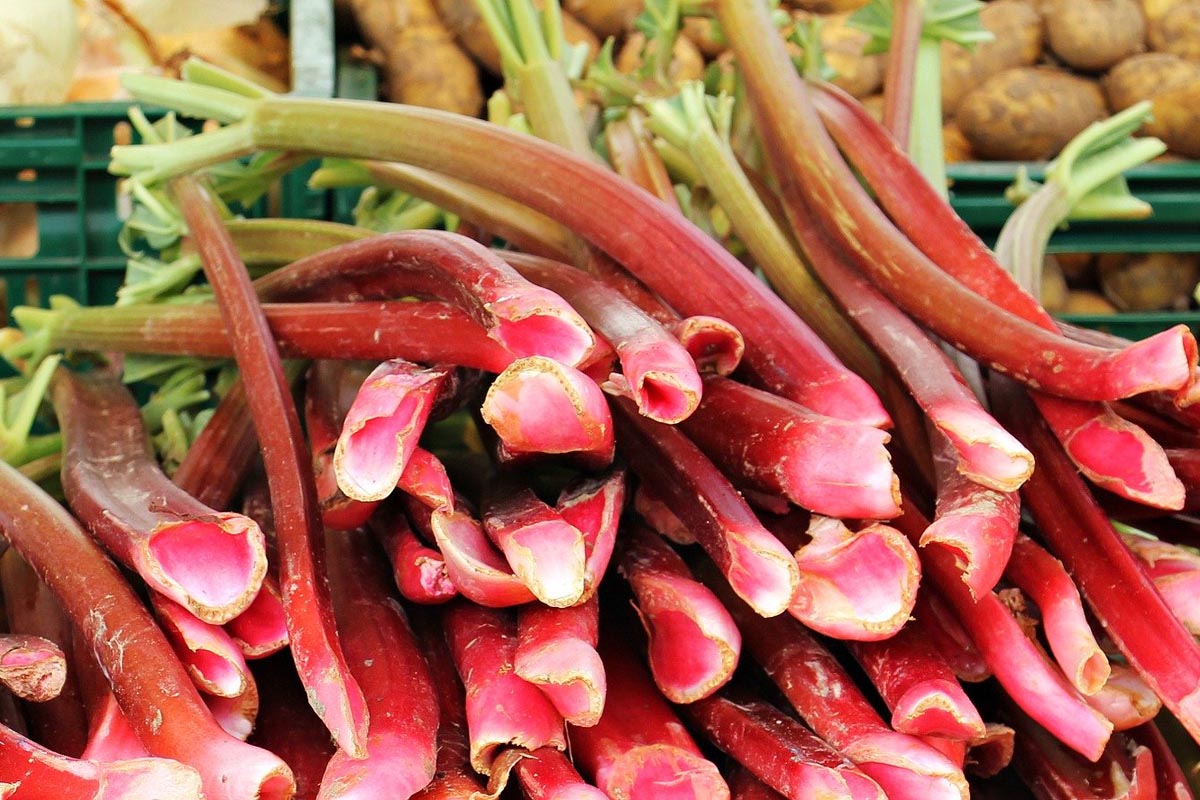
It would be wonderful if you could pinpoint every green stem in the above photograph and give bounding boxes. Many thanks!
[908,37,946,198]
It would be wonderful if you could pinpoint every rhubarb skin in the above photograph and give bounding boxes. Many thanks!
[681,377,900,520]
[612,396,799,618]
[515,598,606,727]
[569,627,730,800]
[318,530,439,800]
[444,602,566,774]
[681,695,886,800]
[53,370,268,625]
[1121,533,1200,635]
[1127,722,1195,800]
[913,592,991,684]
[618,524,740,704]
[372,509,458,605]
[728,767,788,800]
[0,634,66,703]
[633,485,696,545]
[513,747,608,800]
[1084,664,1164,731]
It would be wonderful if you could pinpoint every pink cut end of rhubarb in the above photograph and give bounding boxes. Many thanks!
[934,404,1034,493]
[399,448,455,510]
[1124,534,1200,634]
[88,757,206,800]
[843,732,969,800]
[594,744,730,800]
[206,691,257,740]
[514,639,606,726]
[891,679,986,740]
[488,291,597,368]
[318,733,438,800]
[1041,398,1184,509]
[156,597,251,697]
[610,337,704,424]
[468,673,567,775]
[225,580,289,659]
[1110,324,1197,398]
[557,471,626,598]
[1150,572,1200,635]
[501,520,587,608]
[921,492,1019,601]
[781,422,901,519]
[725,524,801,618]
[482,357,614,460]
[430,509,536,607]
[1084,665,1163,730]
[399,551,458,605]
[145,514,268,624]
[669,316,745,377]
[0,636,66,702]
[791,518,920,641]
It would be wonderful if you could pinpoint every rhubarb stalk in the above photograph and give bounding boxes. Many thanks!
[512,747,608,800]
[371,507,458,605]
[515,598,606,727]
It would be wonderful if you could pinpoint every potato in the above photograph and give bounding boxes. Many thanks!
[563,0,642,38]
[859,93,884,123]
[435,0,600,75]
[787,12,885,99]
[1054,252,1096,285]
[1064,290,1119,314]
[1099,252,1200,310]
[1141,0,1185,24]
[956,67,1107,160]
[682,16,725,58]
[1104,52,1200,110]
[615,31,706,85]
[941,0,1042,116]
[1041,255,1070,312]
[1044,0,1145,71]
[1148,1,1200,61]
[1143,79,1200,157]
[943,121,974,163]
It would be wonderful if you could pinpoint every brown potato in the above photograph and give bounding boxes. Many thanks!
[1104,52,1200,110]
[1099,252,1200,310]
[941,0,1043,116]
[943,121,974,163]
[859,93,884,123]
[788,12,885,99]
[1044,0,1146,71]
[1041,255,1070,312]
[435,0,599,75]
[1054,252,1097,285]
[956,67,1107,160]
[1064,290,1119,314]
[563,0,643,38]
[1148,1,1200,60]
[1141,0,1185,25]
[1143,79,1200,157]
[615,31,706,85]
[682,16,725,58]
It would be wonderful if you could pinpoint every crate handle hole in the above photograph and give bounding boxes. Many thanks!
[16,169,36,183]
[15,117,35,129]
[23,276,39,308]
[113,121,132,147]
[0,204,39,259]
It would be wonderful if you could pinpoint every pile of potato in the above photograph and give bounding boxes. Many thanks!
[1041,250,1200,314]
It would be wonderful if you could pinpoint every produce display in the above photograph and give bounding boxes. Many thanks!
[2,1,1200,799]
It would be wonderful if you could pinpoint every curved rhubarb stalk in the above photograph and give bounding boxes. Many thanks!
[482,357,614,467]
[0,725,205,799]
[618,524,740,704]
[482,479,588,608]
[205,679,259,741]
[0,461,295,799]
[515,598,606,727]
[634,484,696,545]
[418,502,535,607]
[371,508,457,605]
[719,2,1196,402]
[681,695,886,800]
[1127,722,1195,800]
[52,370,268,625]
[334,359,450,502]
[318,530,439,800]
[789,516,921,641]
[503,251,703,424]
[73,631,147,764]
[847,625,986,740]
[254,230,596,367]
[224,577,289,659]
[399,448,456,510]
[556,470,626,599]
[1085,664,1163,731]
[569,627,730,800]
[922,437,1020,600]
[914,592,990,684]
[1004,534,1111,696]
[512,747,608,800]
[1121,532,1200,635]
[305,360,381,532]
[668,316,745,377]
[0,634,66,703]
[612,396,799,618]
[173,175,367,758]
[444,602,566,774]
[681,377,900,520]
[966,723,1017,778]
[151,595,255,701]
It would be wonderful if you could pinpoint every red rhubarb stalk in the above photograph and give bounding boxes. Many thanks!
[0,634,66,703]
[966,723,1017,778]
[418,502,536,607]
[305,360,382,532]
[512,747,608,800]
[318,529,440,800]
[913,591,990,683]
[681,377,900,520]
[371,508,458,605]
[1085,664,1164,731]
[248,655,338,800]
[0,460,295,799]
[847,624,986,740]
[681,694,886,800]
[482,357,614,467]
[555,469,627,600]
[618,524,740,704]
[1127,722,1196,800]
[72,630,148,763]
[668,316,745,377]
[53,369,268,624]
[398,448,456,510]
[729,767,788,800]
[1121,532,1200,635]
[569,626,730,800]
[224,577,289,659]
[634,484,696,545]
[612,396,799,618]
[151,594,256,701]
[444,602,566,774]
[515,598,606,727]
[173,175,368,757]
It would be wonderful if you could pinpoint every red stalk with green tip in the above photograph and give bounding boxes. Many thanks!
[612,396,799,617]
[993,376,1200,745]
[708,572,970,800]
[502,251,703,424]
[371,507,457,605]
[515,598,606,727]
[1120,531,1200,634]
[720,0,1196,403]
[512,747,608,800]
[173,175,368,758]
[785,515,921,641]
[680,377,900,520]
[150,594,256,701]
[554,469,626,600]
[0,461,295,799]
[811,82,1185,509]
[1127,723,1196,800]
[0,634,66,703]
[846,624,986,740]
[113,68,885,429]
[1004,534,1111,696]
[618,524,740,704]
[224,577,289,659]
[568,623,730,800]
[483,479,588,608]
[922,435,1020,599]
[52,369,268,625]
[333,359,450,503]
[444,602,566,775]
[317,529,440,800]
[482,357,614,467]
[1085,665,1163,731]
[0,551,88,757]
[681,694,887,800]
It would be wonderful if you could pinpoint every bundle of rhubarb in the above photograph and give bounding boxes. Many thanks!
[1,1,1200,798]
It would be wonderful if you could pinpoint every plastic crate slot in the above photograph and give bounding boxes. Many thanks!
[23,276,39,308]
[0,204,39,259]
